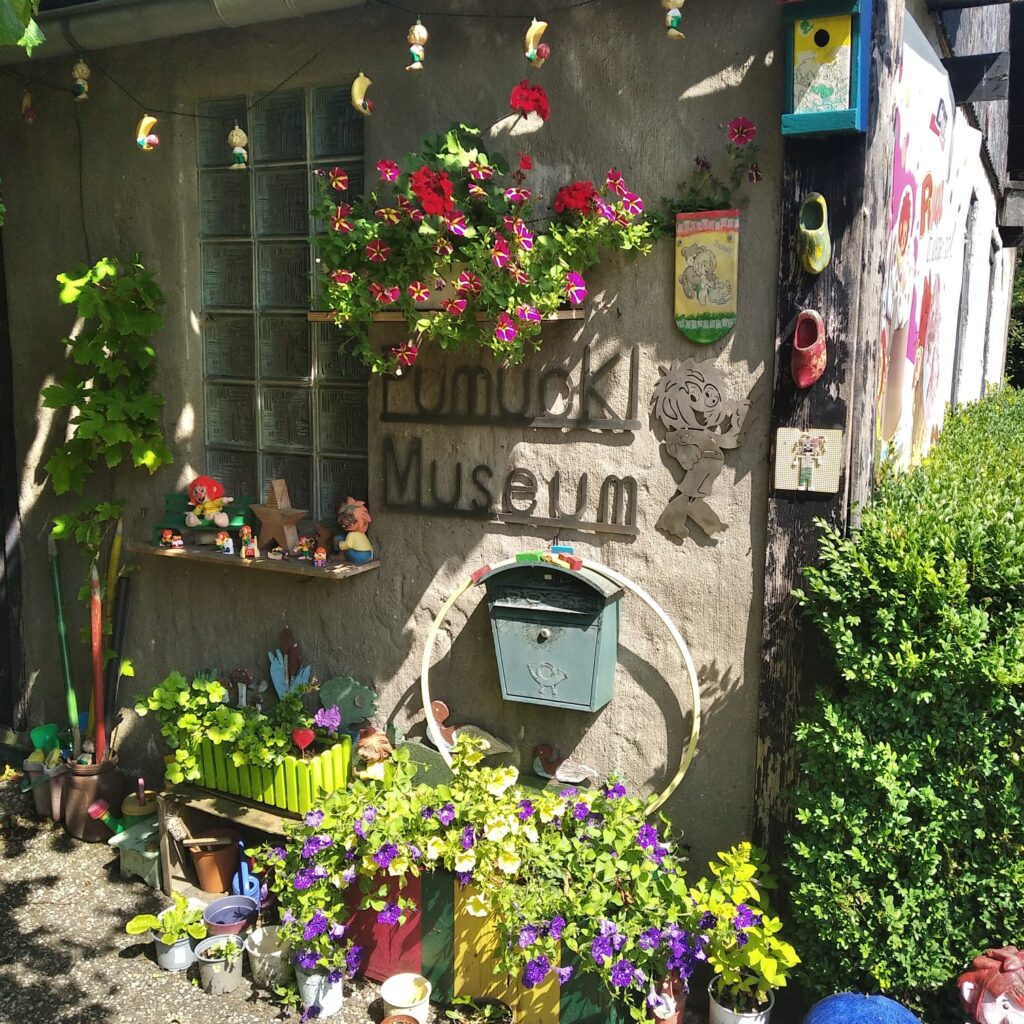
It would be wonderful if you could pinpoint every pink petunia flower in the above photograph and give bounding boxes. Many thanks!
[330,269,354,285]
[595,198,616,221]
[727,116,757,146]
[605,169,627,196]
[747,163,763,183]
[513,219,534,251]
[491,236,511,269]
[329,167,349,191]
[503,187,532,204]
[408,281,431,302]
[456,270,483,296]
[392,341,419,368]
[445,212,469,237]
[369,282,384,301]
[467,161,493,182]
[494,312,518,344]
[468,183,488,200]
[330,210,353,233]
[376,159,400,182]
[442,297,468,316]
[515,305,542,323]
[508,265,530,286]
[566,271,588,306]
[621,192,645,217]
[365,240,391,263]
[376,208,402,224]
[434,276,447,291]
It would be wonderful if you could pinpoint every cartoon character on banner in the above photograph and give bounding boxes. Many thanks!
[958,947,1024,1024]
[651,357,750,541]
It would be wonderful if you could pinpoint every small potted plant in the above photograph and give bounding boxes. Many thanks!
[194,934,245,995]
[443,996,514,1022]
[691,845,799,1024]
[125,892,208,972]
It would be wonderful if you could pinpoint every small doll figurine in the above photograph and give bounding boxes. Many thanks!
[72,58,91,101]
[295,536,314,560]
[239,524,259,559]
[312,546,329,568]
[170,533,184,549]
[662,0,685,39]
[524,18,551,67]
[228,124,248,169]
[959,947,1024,1024]
[215,531,234,555]
[406,19,428,71]
[185,475,234,528]
[159,529,174,548]
[336,496,374,566]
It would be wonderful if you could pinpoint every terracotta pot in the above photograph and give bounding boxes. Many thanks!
[189,829,240,893]
[382,1017,419,1024]
[63,757,124,842]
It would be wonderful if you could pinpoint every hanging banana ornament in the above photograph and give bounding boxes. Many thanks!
[662,0,685,40]
[21,88,35,125]
[406,19,428,71]
[135,114,160,151]
[524,18,550,67]
[351,72,373,116]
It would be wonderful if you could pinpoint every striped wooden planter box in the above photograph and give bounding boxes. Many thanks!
[192,736,352,815]
[350,872,625,1024]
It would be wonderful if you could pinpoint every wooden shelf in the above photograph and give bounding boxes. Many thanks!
[306,309,585,323]
[127,542,380,582]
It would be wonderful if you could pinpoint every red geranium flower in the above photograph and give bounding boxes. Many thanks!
[510,80,550,122]
[409,165,455,216]
[554,180,597,215]
[519,152,534,171]
[727,116,757,146]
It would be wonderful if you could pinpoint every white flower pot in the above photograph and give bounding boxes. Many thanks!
[295,965,345,1019]
[708,983,775,1024]
[380,972,432,1023]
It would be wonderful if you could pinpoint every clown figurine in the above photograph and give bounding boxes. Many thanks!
[185,475,233,528]
[72,58,91,100]
[406,19,428,71]
[312,546,329,568]
[336,496,374,566]
[662,0,685,39]
[239,524,259,559]
[228,124,248,169]
[959,947,1024,1024]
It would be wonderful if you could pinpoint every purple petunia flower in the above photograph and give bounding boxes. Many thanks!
[519,925,540,949]
[461,826,476,850]
[733,903,762,930]
[305,809,325,828]
[639,927,663,951]
[314,705,341,735]
[302,834,334,860]
[548,916,565,941]
[604,783,627,799]
[573,802,591,821]
[649,842,670,867]
[517,799,535,821]
[328,923,347,943]
[698,911,717,930]
[377,903,402,927]
[341,867,357,885]
[300,1005,320,1022]
[282,910,296,925]
[523,954,551,989]
[591,919,626,965]
[408,844,422,861]
[455,871,473,886]
[327,969,343,985]
[610,959,643,989]
[556,965,575,985]
[270,846,287,861]
[559,787,578,798]
[437,802,456,826]
[363,806,378,824]
[353,818,367,840]
[293,950,319,970]
[421,806,435,819]
[303,910,329,941]
[293,865,327,890]
[636,823,659,850]
[373,843,400,869]
[736,931,749,948]
[346,945,364,977]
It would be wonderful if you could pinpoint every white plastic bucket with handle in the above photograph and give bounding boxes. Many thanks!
[244,926,293,989]
[380,973,432,1024]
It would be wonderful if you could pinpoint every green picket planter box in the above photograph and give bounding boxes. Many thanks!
[193,736,352,815]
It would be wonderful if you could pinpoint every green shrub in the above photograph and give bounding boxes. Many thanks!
[1006,251,1024,388]
[786,388,1024,1020]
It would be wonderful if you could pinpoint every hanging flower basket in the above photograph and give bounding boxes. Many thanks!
[314,123,657,374]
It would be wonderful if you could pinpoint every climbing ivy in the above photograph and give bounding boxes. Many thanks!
[0,0,43,54]
[44,256,172,560]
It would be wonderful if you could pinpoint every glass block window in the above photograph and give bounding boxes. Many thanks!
[198,86,369,521]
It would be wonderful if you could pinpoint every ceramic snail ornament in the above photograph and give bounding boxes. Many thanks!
[228,124,248,169]
[524,18,551,67]
[72,58,91,100]
[662,0,685,39]
[185,475,234,528]
[135,115,159,152]
[406,20,428,71]
[959,947,1024,1024]
[351,72,373,116]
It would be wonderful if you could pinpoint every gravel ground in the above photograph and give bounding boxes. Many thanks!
[0,771,709,1024]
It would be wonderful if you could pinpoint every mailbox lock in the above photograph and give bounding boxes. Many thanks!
[537,628,551,643]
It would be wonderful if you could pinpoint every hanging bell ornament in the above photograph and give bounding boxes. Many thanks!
[662,0,685,40]
[525,18,550,67]
[406,19,428,72]
[227,123,249,169]
[351,72,373,116]
[136,114,159,151]
[21,88,35,125]
[72,57,91,101]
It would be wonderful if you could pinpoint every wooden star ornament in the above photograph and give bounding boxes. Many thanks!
[252,479,308,554]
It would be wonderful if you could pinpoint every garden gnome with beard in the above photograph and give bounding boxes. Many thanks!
[959,947,1024,1024]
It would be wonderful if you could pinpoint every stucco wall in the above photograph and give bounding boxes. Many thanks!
[3,1,779,869]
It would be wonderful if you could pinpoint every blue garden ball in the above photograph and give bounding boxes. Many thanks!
[803,993,923,1024]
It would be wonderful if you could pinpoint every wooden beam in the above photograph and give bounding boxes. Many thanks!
[941,52,1011,103]
[753,0,906,861]
[1002,181,1024,226]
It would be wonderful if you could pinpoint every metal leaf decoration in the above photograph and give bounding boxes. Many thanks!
[319,675,377,727]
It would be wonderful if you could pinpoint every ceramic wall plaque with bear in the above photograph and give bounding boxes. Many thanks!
[674,210,740,344]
